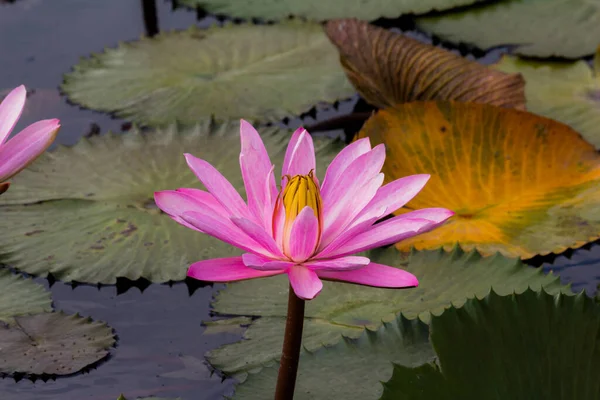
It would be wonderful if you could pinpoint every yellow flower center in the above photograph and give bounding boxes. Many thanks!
[280,171,322,254]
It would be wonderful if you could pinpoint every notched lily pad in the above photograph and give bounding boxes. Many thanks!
[381,289,600,399]
[207,247,570,378]
[0,311,115,376]
[178,0,486,21]
[416,0,600,58]
[62,21,353,126]
[0,269,52,325]
[358,101,600,258]
[233,316,432,400]
[325,19,525,109]
[0,122,341,284]
[494,51,600,148]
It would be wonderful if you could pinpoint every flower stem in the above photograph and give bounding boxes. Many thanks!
[274,283,306,400]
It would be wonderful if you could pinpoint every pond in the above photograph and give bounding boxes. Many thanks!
[1,1,600,399]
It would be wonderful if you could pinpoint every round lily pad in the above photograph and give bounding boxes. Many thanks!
[178,0,486,21]
[494,53,600,148]
[325,19,525,110]
[381,289,600,399]
[0,269,52,325]
[206,247,570,378]
[0,122,342,284]
[232,316,432,400]
[416,0,600,58]
[0,311,115,376]
[62,21,354,126]
[358,101,600,259]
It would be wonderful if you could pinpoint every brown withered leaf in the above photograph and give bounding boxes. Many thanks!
[325,19,526,110]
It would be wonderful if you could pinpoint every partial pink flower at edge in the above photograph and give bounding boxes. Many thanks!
[154,120,454,300]
[0,85,60,188]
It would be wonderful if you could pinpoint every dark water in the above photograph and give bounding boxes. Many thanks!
[0,1,597,399]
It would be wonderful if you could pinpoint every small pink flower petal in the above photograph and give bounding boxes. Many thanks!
[320,146,386,247]
[188,256,284,282]
[230,217,286,259]
[239,120,278,226]
[304,256,370,271]
[154,189,228,232]
[0,85,26,145]
[320,137,371,199]
[316,212,383,258]
[288,265,323,300]
[0,119,60,182]
[184,153,252,220]
[282,127,315,177]
[242,253,296,271]
[181,210,271,257]
[325,215,449,258]
[351,174,431,227]
[399,207,455,221]
[287,206,319,262]
[317,262,418,288]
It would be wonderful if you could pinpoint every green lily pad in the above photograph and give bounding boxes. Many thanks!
[62,21,354,126]
[233,316,432,400]
[493,53,600,148]
[0,311,115,376]
[178,0,486,21]
[381,289,600,399]
[0,269,52,324]
[207,247,571,378]
[416,0,600,58]
[0,122,341,284]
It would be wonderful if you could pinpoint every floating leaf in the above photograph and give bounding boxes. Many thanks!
[416,0,600,58]
[0,269,52,325]
[325,19,525,109]
[0,122,342,284]
[208,247,569,378]
[62,22,353,126]
[233,316,432,400]
[493,53,600,148]
[178,0,487,22]
[358,101,600,258]
[0,311,115,376]
[381,289,600,399]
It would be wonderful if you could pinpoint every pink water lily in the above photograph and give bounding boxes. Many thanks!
[0,85,60,194]
[155,120,453,300]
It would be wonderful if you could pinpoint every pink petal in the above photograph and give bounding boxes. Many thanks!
[398,207,455,221]
[0,85,26,145]
[317,262,418,288]
[324,214,452,258]
[304,256,370,271]
[154,189,228,232]
[239,120,278,226]
[351,174,431,228]
[242,253,295,271]
[316,213,383,258]
[181,210,271,257]
[320,144,386,246]
[0,119,60,182]
[184,153,252,220]
[320,137,371,199]
[262,165,277,236]
[288,265,323,300]
[230,217,286,259]
[286,206,319,262]
[282,127,315,177]
[188,256,284,282]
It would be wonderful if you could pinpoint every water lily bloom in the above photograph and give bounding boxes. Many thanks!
[0,85,60,194]
[155,121,454,300]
